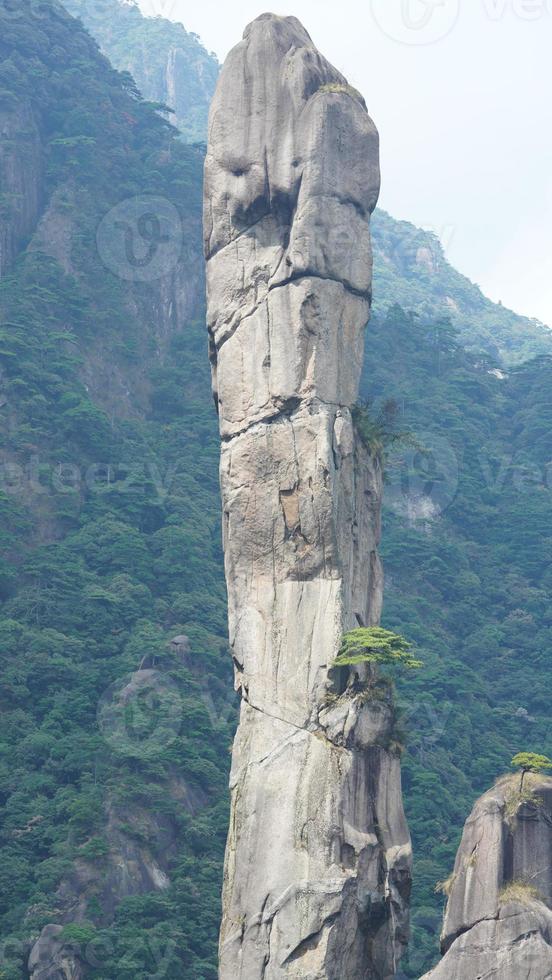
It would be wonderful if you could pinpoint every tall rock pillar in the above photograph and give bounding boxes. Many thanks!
[204,15,411,979]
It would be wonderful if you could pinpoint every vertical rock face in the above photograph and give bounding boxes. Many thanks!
[28,925,84,980]
[422,774,552,980]
[61,0,219,143]
[0,101,42,277]
[205,14,411,979]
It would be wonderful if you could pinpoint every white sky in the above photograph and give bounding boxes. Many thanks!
[138,0,552,326]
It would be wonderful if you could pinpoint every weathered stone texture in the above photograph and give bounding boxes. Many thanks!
[205,14,411,979]
[28,925,84,980]
[422,774,552,980]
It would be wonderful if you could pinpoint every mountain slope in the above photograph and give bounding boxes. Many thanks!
[371,209,552,365]
[59,0,551,367]
[359,309,552,976]
[0,2,231,977]
[62,0,218,142]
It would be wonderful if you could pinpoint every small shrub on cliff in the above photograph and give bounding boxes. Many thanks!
[352,399,417,462]
[499,881,543,907]
[60,922,96,945]
[317,81,365,104]
[501,766,548,827]
[435,871,457,897]
[332,626,422,673]
[511,752,552,789]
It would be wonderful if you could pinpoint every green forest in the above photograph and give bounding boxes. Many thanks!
[62,0,218,142]
[0,3,230,976]
[361,309,552,976]
[0,1,551,978]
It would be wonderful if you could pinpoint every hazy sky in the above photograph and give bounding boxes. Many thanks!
[138,0,551,326]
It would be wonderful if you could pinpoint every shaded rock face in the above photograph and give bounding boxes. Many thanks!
[61,0,219,143]
[28,766,208,977]
[0,101,42,277]
[205,14,411,979]
[28,925,84,980]
[422,774,552,979]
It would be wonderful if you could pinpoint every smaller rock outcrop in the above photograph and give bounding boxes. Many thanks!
[27,756,208,978]
[28,925,84,980]
[422,773,552,979]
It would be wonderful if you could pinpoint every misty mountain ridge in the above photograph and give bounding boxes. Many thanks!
[64,0,551,366]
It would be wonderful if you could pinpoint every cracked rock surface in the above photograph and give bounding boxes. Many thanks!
[421,774,552,979]
[204,14,411,979]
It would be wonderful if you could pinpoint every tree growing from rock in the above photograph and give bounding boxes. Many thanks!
[511,752,552,790]
[332,626,422,676]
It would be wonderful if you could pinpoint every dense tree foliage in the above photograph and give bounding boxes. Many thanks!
[0,3,231,977]
[62,0,218,143]
[511,752,552,774]
[360,307,552,975]
[511,752,552,791]
[333,627,422,672]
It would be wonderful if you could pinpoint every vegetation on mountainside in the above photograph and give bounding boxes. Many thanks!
[371,209,552,365]
[0,3,230,978]
[352,398,417,462]
[360,306,552,976]
[62,0,218,142]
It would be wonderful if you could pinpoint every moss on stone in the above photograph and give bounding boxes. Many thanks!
[316,82,365,106]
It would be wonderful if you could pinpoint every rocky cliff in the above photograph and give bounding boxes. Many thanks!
[205,14,411,979]
[0,98,42,277]
[62,0,219,143]
[422,773,552,979]
[370,210,552,365]
[60,2,551,364]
